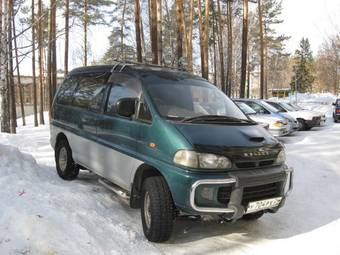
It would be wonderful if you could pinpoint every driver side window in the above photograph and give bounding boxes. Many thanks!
[105,73,142,117]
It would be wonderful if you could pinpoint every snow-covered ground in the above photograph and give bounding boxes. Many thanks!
[1,103,340,255]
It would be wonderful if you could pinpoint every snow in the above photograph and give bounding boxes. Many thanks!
[1,103,340,254]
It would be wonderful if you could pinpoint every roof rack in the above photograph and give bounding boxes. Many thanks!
[111,59,187,72]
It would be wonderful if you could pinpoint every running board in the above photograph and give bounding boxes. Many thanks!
[98,178,130,200]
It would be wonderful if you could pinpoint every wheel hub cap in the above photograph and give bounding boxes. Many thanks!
[59,147,68,172]
[144,192,151,229]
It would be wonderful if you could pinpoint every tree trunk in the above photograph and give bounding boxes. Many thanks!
[0,0,11,133]
[64,0,69,75]
[134,0,142,62]
[8,0,17,132]
[202,0,210,79]
[240,0,249,98]
[149,0,159,65]
[47,0,56,119]
[186,0,194,72]
[84,0,88,66]
[156,0,162,64]
[32,0,38,127]
[38,0,44,124]
[258,0,265,99]
[150,0,158,64]
[12,12,26,126]
[121,0,127,59]
[212,12,217,85]
[226,0,233,96]
[175,0,185,67]
[198,0,206,78]
[216,0,225,91]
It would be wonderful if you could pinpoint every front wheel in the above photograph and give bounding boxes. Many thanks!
[141,176,174,242]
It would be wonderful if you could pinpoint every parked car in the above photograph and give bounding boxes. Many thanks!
[235,99,298,135]
[333,99,340,123]
[287,102,326,125]
[235,101,288,136]
[51,63,293,242]
[265,101,321,130]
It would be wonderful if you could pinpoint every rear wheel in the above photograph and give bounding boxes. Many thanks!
[141,176,174,242]
[55,139,79,180]
[242,211,264,221]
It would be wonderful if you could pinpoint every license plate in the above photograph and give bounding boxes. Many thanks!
[246,197,282,214]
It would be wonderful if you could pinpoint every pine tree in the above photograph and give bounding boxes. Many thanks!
[291,38,315,92]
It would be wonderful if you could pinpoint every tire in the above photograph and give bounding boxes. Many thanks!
[297,119,308,131]
[55,138,79,180]
[141,176,174,242]
[242,211,264,221]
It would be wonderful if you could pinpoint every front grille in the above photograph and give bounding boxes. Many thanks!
[235,160,275,169]
[217,182,282,206]
[242,182,282,205]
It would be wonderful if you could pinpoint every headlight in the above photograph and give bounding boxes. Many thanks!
[275,150,286,164]
[173,150,232,170]
[273,121,285,128]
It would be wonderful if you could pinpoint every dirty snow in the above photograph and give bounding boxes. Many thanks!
[1,102,340,255]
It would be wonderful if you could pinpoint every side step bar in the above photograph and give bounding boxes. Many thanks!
[98,178,130,200]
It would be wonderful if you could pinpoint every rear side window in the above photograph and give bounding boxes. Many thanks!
[57,76,78,105]
[73,73,109,110]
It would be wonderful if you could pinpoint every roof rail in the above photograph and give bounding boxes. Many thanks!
[111,59,187,72]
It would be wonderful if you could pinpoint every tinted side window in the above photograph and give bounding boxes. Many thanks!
[73,73,108,110]
[106,73,142,115]
[57,76,78,105]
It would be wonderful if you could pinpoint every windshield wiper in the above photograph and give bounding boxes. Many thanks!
[180,115,255,124]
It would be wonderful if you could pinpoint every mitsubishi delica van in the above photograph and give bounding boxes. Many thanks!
[50,62,293,242]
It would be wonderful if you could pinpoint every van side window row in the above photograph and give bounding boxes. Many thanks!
[56,72,152,123]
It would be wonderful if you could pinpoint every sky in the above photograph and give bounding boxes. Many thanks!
[19,0,340,75]
[277,0,340,54]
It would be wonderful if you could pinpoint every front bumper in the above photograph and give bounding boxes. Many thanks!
[187,166,293,219]
[306,117,321,127]
[269,127,290,137]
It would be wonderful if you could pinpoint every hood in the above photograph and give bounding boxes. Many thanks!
[283,110,316,121]
[173,123,282,160]
[249,114,285,125]
[174,123,279,149]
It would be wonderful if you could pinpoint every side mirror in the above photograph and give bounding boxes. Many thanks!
[332,102,336,106]
[116,98,137,118]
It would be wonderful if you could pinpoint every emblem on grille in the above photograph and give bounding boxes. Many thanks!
[243,148,270,157]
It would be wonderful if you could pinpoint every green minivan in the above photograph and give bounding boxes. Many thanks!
[51,62,293,242]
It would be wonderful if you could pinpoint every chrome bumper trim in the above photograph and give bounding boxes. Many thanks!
[190,178,237,213]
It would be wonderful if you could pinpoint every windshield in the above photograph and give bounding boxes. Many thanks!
[287,103,301,110]
[260,101,280,113]
[267,101,287,112]
[236,102,256,115]
[144,79,248,121]
[281,102,297,111]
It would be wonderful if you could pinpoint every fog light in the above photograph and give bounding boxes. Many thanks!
[201,187,215,200]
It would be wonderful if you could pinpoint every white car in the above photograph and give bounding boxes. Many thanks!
[266,101,322,130]
[287,103,326,126]
[236,101,290,137]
